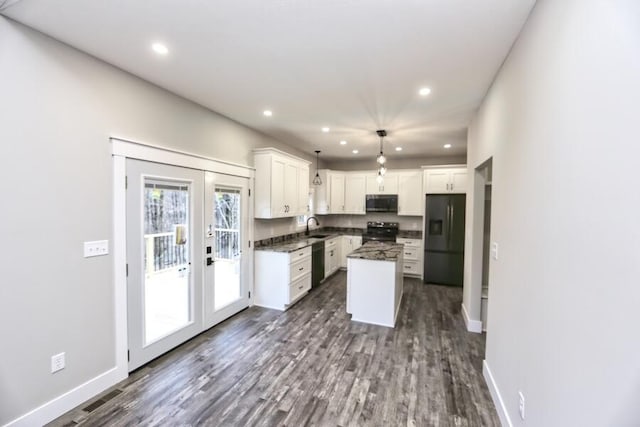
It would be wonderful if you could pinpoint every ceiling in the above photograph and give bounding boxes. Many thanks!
[1,0,535,161]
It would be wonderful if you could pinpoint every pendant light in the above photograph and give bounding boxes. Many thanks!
[376,130,387,165]
[312,150,322,185]
[375,130,387,184]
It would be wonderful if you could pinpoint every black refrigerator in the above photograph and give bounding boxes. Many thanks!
[424,194,466,286]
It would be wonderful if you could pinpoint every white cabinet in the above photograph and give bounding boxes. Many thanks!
[366,173,398,195]
[344,174,366,214]
[397,170,423,216]
[329,173,345,214]
[340,235,363,268]
[324,236,341,278]
[396,237,422,278]
[254,246,312,310]
[254,148,311,218]
[424,167,467,194]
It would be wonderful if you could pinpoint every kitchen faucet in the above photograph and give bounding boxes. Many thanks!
[306,216,319,235]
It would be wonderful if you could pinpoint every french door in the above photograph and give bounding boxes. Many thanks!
[126,161,250,370]
[204,172,251,328]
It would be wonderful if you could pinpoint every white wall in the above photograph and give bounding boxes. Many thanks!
[0,17,310,425]
[463,0,640,425]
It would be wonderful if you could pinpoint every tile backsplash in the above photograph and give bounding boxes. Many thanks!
[320,213,423,230]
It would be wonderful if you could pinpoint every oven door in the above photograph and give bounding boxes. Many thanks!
[362,234,396,244]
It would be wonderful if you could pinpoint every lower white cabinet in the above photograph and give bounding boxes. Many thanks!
[341,235,363,268]
[396,237,423,278]
[324,236,341,278]
[254,246,312,310]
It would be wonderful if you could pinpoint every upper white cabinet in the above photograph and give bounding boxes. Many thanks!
[424,167,467,194]
[254,148,311,218]
[329,172,345,214]
[365,173,398,195]
[315,167,463,215]
[397,170,423,216]
[344,174,366,214]
[315,171,366,215]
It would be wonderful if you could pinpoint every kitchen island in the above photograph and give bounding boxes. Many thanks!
[346,241,404,327]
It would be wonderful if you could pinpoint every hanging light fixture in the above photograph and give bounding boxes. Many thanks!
[376,129,387,165]
[312,150,322,185]
[375,130,387,184]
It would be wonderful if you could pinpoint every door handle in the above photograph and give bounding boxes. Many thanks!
[206,257,214,266]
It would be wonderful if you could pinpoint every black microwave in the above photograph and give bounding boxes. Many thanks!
[365,194,398,213]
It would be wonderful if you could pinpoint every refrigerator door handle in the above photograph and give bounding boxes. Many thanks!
[446,204,451,249]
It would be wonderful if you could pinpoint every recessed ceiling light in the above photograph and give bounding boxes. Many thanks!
[419,87,431,96]
[352,149,359,154]
[322,127,330,133]
[263,110,273,117]
[151,43,169,55]
[340,140,347,145]
[395,147,402,151]
[444,143,452,149]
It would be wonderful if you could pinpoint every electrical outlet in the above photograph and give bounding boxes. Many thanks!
[84,240,109,258]
[491,242,499,260]
[518,391,525,420]
[51,352,65,373]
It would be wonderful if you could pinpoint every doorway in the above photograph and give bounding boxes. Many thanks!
[125,159,251,371]
[203,172,251,329]
[126,159,203,370]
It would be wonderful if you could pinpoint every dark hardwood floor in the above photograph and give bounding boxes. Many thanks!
[49,272,499,427]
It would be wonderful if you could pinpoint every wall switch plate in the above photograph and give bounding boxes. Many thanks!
[51,352,65,373]
[84,240,109,257]
[518,391,525,420]
[491,242,499,260]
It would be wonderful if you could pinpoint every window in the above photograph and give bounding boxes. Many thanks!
[297,189,314,227]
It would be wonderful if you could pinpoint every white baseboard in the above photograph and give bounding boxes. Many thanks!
[5,366,126,427]
[483,360,513,427]
[461,303,483,333]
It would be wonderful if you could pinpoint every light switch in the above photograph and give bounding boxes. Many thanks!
[491,242,498,260]
[84,240,109,258]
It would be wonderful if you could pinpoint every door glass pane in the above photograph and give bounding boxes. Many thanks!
[143,181,191,345]
[214,187,241,309]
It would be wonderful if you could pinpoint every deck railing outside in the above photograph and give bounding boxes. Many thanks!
[144,227,239,275]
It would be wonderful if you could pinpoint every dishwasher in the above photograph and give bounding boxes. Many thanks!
[311,241,325,288]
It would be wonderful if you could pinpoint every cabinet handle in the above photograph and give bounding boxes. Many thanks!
[298,285,304,290]
[299,267,304,271]
[406,252,412,256]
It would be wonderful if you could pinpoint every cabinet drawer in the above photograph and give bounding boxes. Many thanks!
[403,248,419,261]
[397,238,421,248]
[290,257,312,281]
[288,274,311,303]
[289,246,312,262]
[325,237,339,249]
[403,260,421,275]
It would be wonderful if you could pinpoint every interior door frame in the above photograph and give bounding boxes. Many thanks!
[112,137,254,376]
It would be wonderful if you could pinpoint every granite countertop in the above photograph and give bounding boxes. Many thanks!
[255,233,342,253]
[347,241,404,261]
